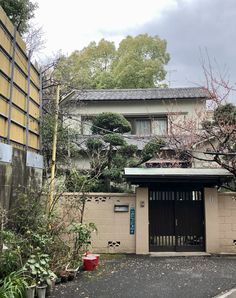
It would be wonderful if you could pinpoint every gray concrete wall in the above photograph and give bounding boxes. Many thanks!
[0,147,43,210]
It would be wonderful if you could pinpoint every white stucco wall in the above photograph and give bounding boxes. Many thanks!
[63,98,206,133]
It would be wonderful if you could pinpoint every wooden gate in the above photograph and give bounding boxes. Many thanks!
[149,189,205,252]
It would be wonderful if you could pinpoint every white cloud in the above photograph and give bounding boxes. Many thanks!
[34,0,177,57]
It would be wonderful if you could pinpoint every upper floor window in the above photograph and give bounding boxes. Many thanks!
[131,117,168,136]
[81,115,168,136]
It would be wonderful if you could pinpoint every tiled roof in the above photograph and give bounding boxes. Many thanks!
[63,87,210,103]
[124,167,233,177]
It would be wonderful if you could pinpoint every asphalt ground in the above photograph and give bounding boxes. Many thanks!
[51,255,236,298]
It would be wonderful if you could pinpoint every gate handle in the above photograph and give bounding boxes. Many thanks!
[175,219,178,226]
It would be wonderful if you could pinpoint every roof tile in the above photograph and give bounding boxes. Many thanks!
[66,87,210,103]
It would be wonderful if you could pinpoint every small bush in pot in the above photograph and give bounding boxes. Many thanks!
[23,253,56,298]
[24,276,36,298]
[67,222,97,271]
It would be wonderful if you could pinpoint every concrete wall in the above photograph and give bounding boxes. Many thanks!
[218,192,236,253]
[204,188,220,253]
[83,193,136,253]
[135,187,149,254]
[60,189,236,255]
[0,147,43,210]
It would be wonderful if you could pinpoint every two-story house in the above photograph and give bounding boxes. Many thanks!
[61,87,210,169]
[60,88,235,255]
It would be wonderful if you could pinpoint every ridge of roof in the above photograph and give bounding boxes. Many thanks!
[61,87,210,104]
[73,87,205,92]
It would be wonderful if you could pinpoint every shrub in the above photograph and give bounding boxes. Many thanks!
[0,270,27,298]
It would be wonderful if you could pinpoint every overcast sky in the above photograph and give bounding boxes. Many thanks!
[34,0,236,100]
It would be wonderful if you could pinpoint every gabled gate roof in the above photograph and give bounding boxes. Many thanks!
[124,168,233,187]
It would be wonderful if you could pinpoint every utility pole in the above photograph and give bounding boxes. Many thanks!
[48,84,60,214]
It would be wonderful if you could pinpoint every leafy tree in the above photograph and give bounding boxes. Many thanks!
[89,113,134,191]
[140,138,166,164]
[54,34,170,91]
[91,112,131,134]
[169,101,236,190]
[202,103,236,178]
[113,34,170,88]
[69,113,166,192]
[54,39,116,93]
[74,113,136,191]
[0,0,38,34]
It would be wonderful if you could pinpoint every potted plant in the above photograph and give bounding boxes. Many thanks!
[25,276,36,298]
[45,271,57,297]
[26,283,36,298]
[65,259,82,279]
[67,222,97,273]
[23,253,56,298]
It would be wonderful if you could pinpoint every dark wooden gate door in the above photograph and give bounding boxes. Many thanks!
[149,190,205,252]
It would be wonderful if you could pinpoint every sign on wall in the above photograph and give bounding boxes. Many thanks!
[130,207,135,235]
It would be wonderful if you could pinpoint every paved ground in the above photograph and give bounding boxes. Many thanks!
[51,255,236,298]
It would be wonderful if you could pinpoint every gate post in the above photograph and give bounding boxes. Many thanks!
[204,188,219,253]
[136,187,149,254]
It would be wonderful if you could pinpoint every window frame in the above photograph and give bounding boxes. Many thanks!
[130,116,168,136]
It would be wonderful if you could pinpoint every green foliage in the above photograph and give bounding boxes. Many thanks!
[0,188,98,282]
[65,171,100,193]
[0,0,38,34]
[54,39,116,92]
[214,103,236,125]
[202,103,236,189]
[113,34,170,88]
[141,138,165,163]
[203,103,236,131]
[86,137,103,151]
[23,253,56,285]
[102,168,123,182]
[0,231,22,279]
[9,190,54,256]
[118,144,138,158]
[72,114,166,192]
[103,133,127,146]
[67,223,97,260]
[41,113,76,172]
[0,190,56,279]
[91,112,131,134]
[54,34,170,90]
[84,113,135,191]
[9,191,46,235]
[0,270,27,298]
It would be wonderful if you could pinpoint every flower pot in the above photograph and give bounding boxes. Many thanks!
[36,285,47,298]
[65,264,80,278]
[46,279,56,297]
[83,256,97,271]
[84,253,100,266]
[26,285,36,298]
